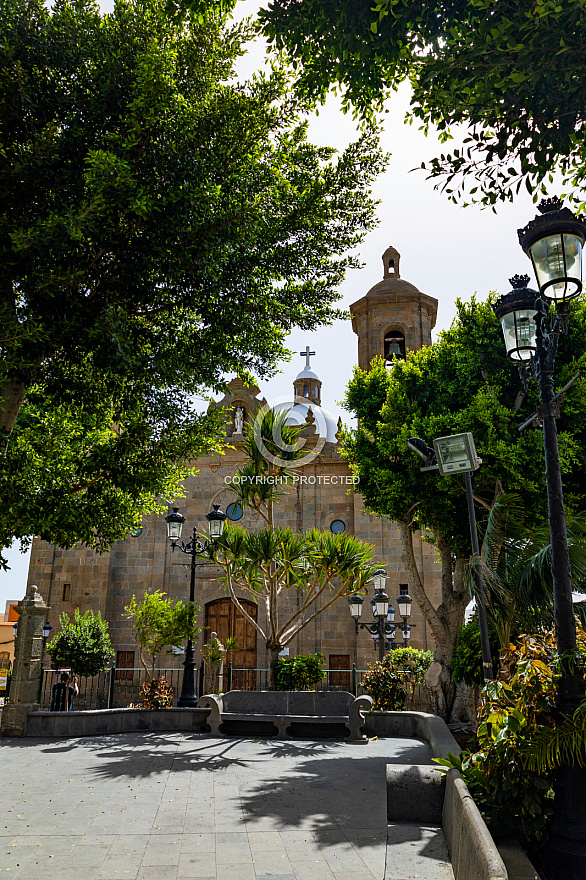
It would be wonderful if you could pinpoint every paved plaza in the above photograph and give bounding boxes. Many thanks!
[1,733,452,880]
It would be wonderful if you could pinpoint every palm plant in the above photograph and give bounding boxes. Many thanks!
[468,493,586,653]
[209,523,378,685]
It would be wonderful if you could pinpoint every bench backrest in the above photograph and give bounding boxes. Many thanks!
[221,690,354,716]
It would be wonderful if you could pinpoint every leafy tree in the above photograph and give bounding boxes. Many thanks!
[46,609,114,677]
[124,591,199,680]
[255,0,586,207]
[272,652,325,691]
[208,411,381,687]
[0,0,384,560]
[343,294,586,718]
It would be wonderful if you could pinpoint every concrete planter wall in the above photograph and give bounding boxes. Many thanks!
[25,707,210,738]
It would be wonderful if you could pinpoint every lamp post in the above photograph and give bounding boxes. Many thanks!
[165,504,226,708]
[494,197,586,880]
[348,571,412,660]
[407,432,494,681]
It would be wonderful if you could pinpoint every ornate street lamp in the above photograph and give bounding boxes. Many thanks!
[495,197,586,880]
[348,570,414,658]
[165,503,226,707]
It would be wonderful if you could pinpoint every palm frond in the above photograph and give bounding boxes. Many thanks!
[520,700,586,772]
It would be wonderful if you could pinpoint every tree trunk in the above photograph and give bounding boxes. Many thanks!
[0,378,27,446]
[267,643,282,690]
[398,519,469,721]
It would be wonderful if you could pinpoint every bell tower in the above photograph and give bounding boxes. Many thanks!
[293,346,322,406]
[350,247,438,370]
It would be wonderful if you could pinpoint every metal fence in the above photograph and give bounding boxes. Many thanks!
[37,664,432,713]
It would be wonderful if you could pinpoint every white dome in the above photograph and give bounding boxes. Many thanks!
[295,367,321,382]
[275,402,338,443]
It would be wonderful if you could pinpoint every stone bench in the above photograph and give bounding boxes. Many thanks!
[198,690,373,741]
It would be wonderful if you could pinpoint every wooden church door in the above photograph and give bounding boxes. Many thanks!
[204,597,258,675]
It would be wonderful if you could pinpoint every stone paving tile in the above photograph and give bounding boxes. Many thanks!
[97,854,146,879]
[1,733,434,880]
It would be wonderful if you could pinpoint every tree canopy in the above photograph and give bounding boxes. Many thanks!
[0,0,384,558]
[125,590,198,680]
[257,0,586,207]
[344,295,586,555]
[46,608,114,677]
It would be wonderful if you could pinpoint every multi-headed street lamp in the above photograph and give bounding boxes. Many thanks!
[165,504,226,707]
[348,570,412,661]
[493,197,586,880]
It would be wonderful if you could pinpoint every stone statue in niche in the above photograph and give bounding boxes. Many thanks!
[234,406,244,434]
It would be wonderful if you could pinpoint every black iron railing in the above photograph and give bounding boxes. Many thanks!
[35,664,433,712]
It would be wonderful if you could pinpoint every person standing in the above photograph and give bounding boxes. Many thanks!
[50,672,78,711]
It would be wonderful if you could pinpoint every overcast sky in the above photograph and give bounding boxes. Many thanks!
[0,0,545,611]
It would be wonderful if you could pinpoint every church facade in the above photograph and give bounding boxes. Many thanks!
[27,248,442,678]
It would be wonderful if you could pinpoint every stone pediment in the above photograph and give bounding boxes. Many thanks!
[210,378,266,439]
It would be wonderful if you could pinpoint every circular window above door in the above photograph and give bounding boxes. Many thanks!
[330,520,346,534]
[226,502,243,521]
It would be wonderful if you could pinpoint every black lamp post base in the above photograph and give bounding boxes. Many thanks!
[539,765,586,880]
[176,695,199,709]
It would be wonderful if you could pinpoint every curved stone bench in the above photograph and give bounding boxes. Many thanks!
[198,690,373,741]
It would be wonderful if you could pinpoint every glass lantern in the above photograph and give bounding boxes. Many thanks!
[372,568,386,592]
[494,279,539,363]
[397,592,412,619]
[165,507,185,544]
[373,589,390,619]
[205,504,226,539]
[348,594,364,619]
[518,198,586,303]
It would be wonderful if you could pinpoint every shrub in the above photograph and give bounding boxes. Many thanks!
[46,609,114,677]
[384,647,433,679]
[452,618,500,686]
[361,654,407,710]
[136,676,174,709]
[439,632,562,846]
[272,652,325,690]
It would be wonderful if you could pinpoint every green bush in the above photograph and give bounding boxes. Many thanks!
[452,618,500,687]
[439,632,563,846]
[47,609,114,677]
[272,653,325,690]
[361,654,407,710]
[384,647,432,678]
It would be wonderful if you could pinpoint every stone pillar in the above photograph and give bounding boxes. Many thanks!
[0,585,50,737]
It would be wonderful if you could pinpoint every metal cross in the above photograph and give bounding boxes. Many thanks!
[300,346,316,369]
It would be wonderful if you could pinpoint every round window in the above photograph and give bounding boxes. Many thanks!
[131,526,143,538]
[330,519,346,534]
[226,502,243,521]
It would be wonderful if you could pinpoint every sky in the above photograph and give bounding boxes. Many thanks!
[0,0,545,612]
